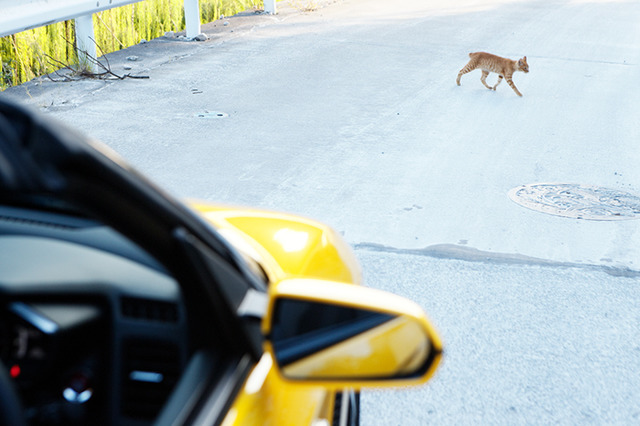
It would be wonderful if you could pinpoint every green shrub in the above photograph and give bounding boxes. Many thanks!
[1,0,259,90]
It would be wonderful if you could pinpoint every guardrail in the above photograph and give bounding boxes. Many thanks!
[0,0,276,70]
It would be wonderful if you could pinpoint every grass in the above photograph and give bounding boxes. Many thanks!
[1,0,260,91]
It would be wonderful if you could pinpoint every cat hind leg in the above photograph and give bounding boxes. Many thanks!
[480,70,493,90]
[456,69,466,86]
[456,62,474,85]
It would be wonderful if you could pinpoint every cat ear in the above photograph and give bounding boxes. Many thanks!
[523,56,527,61]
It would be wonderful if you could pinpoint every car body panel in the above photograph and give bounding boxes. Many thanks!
[194,201,442,424]
[190,201,362,285]
[222,354,333,426]
[191,202,357,425]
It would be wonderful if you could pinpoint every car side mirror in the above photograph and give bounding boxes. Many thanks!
[263,279,442,387]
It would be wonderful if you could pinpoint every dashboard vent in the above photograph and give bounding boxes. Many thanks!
[121,340,181,421]
[120,297,179,323]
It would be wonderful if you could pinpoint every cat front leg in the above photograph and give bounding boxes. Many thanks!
[492,75,503,90]
[480,70,493,90]
[505,76,523,96]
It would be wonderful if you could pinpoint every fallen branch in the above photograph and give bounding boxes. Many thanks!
[44,35,149,82]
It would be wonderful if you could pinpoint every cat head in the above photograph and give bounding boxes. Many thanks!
[518,57,529,73]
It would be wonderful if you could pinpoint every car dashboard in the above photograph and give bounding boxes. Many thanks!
[0,205,189,426]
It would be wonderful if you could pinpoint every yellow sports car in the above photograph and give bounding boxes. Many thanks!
[0,98,441,425]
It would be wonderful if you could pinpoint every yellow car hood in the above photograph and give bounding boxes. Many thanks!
[189,201,362,286]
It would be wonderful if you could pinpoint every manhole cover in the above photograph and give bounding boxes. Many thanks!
[508,183,640,220]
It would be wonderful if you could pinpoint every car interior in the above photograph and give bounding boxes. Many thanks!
[0,198,191,425]
[0,100,267,426]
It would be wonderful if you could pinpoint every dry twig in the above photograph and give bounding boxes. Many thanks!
[45,36,149,82]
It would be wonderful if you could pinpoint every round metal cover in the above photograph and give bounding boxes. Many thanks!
[508,183,640,220]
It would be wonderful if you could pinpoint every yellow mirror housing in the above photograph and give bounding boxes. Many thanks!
[263,279,442,388]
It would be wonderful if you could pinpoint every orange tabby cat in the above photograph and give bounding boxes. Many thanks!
[456,52,529,97]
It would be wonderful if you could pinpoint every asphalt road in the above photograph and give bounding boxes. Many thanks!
[358,249,640,425]
[3,0,640,423]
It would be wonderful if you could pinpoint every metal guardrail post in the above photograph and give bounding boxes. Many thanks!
[184,0,201,39]
[74,14,97,72]
[264,0,276,14]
